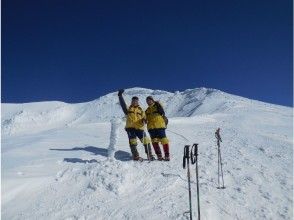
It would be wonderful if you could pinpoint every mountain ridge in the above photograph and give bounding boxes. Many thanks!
[2,87,292,136]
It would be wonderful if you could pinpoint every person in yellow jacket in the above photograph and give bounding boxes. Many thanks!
[145,96,170,161]
[118,89,155,161]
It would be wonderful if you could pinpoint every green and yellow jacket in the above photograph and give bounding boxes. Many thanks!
[145,102,167,130]
[119,95,145,130]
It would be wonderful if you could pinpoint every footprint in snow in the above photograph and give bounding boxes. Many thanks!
[245,176,253,182]
[161,172,180,178]
[258,147,265,153]
[235,187,242,193]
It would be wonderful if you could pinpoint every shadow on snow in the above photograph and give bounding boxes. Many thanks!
[50,146,132,163]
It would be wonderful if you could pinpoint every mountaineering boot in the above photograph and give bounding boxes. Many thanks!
[130,144,140,160]
[157,155,163,161]
[147,154,156,161]
[133,156,143,161]
[164,155,170,161]
[163,144,170,161]
[152,142,163,160]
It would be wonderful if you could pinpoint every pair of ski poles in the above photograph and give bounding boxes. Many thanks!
[182,131,225,220]
[183,144,200,220]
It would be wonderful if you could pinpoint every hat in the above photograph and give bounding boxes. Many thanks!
[146,96,154,101]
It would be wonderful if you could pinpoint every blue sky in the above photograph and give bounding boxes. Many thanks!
[2,0,293,106]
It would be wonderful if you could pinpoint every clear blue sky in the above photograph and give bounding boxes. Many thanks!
[2,0,293,106]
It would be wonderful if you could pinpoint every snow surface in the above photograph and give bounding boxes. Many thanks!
[1,87,293,220]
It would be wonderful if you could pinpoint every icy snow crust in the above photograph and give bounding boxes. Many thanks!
[2,87,293,219]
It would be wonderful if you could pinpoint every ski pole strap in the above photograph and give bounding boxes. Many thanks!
[191,143,198,164]
[183,145,190,169]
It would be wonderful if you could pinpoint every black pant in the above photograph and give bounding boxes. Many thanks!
[125,128,153,157]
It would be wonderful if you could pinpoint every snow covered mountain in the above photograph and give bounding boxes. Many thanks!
[2,87,293,219]
[2,87,281,136]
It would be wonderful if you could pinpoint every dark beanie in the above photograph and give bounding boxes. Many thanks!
[132,96,139,100]
[146,96,154,101]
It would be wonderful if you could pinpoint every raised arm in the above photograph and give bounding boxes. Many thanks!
[118,89,128,115]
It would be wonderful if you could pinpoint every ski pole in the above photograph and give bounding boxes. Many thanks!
[191,144,200,220]
[183,145,193,220]
[218,143,225,189]
[215,128,225,189]
[143,129,151,162]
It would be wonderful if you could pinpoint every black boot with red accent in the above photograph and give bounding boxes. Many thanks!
[164,155,170,161]
[133,155,143,162]
[152,142,163,160]
[163,144,170,161]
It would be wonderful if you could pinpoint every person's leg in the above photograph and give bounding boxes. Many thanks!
[126,128,139,159]
[158,128,170,160]
[136,129,154,160]
[148,129,162,160]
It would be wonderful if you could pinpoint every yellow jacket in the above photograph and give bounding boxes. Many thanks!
[145,102,166,130]
[125,105,145,130]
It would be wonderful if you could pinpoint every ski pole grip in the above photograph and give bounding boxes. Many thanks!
[194,143,198,157]
[190,143,198,164]
[183,145,190,169]
[215,128,222,142]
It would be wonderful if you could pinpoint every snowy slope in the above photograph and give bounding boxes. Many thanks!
[1,87,293,220]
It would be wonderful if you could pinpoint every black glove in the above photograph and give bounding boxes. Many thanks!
[118,89,124,96]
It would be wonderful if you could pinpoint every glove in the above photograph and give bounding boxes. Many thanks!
[118,89,124,96]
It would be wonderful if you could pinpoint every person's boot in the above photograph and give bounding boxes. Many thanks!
[163,144,170,161]
[146,154,155,161]
[144,144,155,161]
[133,155,143,161]
[152,142,163,160]
[130,144,140,160]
